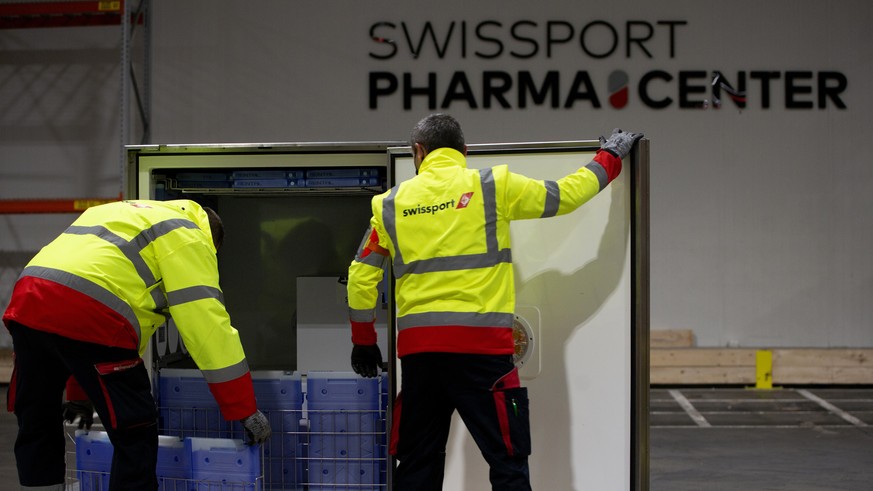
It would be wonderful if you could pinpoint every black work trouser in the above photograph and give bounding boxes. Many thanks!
[7,321,158,491]
[393,353,532,491]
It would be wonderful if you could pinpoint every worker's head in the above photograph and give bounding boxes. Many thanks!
[203,206,224,251]
[410,113,467,171]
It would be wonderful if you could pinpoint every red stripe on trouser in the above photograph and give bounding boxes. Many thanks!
[493,391,514,456]
[92,358,144,430]
[96,376,118,429]
[389,392,403,456]
[6,353,16,412]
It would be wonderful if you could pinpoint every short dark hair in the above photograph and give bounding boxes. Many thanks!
[203,206,224,250]
[410,113,465,153]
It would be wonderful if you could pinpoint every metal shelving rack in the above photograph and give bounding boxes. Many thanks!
[0,0,151,213]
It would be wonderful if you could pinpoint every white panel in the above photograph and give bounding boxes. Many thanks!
[296,276,389,372]
[394,148,632,490]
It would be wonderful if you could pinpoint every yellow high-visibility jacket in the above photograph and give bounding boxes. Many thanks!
[3,200,256,420]
[348,147,621,357]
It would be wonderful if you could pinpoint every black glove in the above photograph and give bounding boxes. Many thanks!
[240,410,271,445]
[63,400,95,430]
[351,344,383,378]
[599,128,644,160]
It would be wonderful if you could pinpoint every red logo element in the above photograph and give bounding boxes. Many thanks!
[457,192,474,209]
[608,70,629,109]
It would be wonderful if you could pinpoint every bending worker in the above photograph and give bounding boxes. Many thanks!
[3,199,271,491]
[347,113,642,491]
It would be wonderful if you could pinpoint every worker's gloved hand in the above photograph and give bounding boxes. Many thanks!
[351,344,383,378]
[240,410,271,445]
[63,400,95,430]
[599,128,644,160]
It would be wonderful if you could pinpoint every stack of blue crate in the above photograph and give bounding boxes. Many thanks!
[74,432,257,490]
[158,368,228,438]
[156,369,388,490]
[186,437,260,491]
[379,373,389,486]
[75,430,113,491]
[157,369,306,490]
[155,435,190,488]
[306,371,382,491]
[247,371,305,490]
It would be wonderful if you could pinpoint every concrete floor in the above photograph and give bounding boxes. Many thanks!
[649,387,873,491]
[1,385,872,490]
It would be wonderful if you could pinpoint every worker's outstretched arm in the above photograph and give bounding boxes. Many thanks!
[347,223,388,378]
[504,128,644,220]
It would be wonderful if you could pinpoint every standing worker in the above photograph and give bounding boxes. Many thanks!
[3,199,271,491]
[346,113,642,490]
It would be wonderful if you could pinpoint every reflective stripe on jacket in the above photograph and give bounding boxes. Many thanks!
[348,147,620,357]
[2,200,256,420]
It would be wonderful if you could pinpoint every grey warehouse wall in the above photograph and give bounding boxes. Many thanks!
[1,0,872,349]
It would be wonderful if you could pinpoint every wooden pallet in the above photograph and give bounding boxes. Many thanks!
[650,330,873,385]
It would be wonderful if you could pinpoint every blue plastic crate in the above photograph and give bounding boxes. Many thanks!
[304,168,379,179]
[231,170,287,180]
[379,373,389,484]
[75,430,113,491]
[306,372,380,410]
[306,372,382,491]
[307,460,381,491]
[75,432,200,490]
[156,435,189,486]
[304,177,379,188]
[251,372,306,490]
[157,368,228,438]
[186,437,260,491]
[232,179,290,189]
[159,370,307,489]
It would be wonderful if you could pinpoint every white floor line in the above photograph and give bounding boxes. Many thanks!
[651,424,856,429]
[668,389,711,427]
[652,410,825,415]
[797,389,868,427]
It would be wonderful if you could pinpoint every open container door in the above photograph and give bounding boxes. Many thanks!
[126,142,403,374]
[126,141,404,490]
[389,139,650,491]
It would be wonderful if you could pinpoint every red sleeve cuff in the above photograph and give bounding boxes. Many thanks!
[208,371,258,421]
[351,320,377,345]
[593,149,622,183]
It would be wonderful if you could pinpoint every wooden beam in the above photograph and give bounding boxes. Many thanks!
[651,348,756,367]
[774,366,873,385]
[651,329,695,348]
[774,349,872,367]
[651,348,873,385]
[651,366,755,385]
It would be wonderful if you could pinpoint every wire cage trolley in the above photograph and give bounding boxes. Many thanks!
[164,370,388,490]
[70,431,264,490]
[68,371,388,490]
